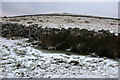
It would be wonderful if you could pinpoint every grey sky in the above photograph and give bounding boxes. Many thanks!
[2,2,118,18]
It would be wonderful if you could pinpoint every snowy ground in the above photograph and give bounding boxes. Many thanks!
[0,37,118,78]
[2,15,119,35]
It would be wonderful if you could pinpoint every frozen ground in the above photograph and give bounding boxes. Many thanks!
[2,14,119,35]
[0,37,118,78]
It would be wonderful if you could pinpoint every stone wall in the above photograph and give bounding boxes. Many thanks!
[2,22,120,59]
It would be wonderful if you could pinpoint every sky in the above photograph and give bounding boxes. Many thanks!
[1,2,119,18]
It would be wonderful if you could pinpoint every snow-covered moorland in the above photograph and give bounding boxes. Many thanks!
[1,14,119,78]
[0,37,118,78]
[2,14,119,35]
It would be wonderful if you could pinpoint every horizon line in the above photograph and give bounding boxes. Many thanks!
[2,13,119,20]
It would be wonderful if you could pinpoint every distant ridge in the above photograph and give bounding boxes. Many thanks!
[5,13,120,20]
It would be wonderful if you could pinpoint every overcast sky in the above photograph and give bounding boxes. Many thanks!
[2,2,118,18]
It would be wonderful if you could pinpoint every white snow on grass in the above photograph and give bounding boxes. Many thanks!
[0,37,118,78]
[2,15,119,35]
